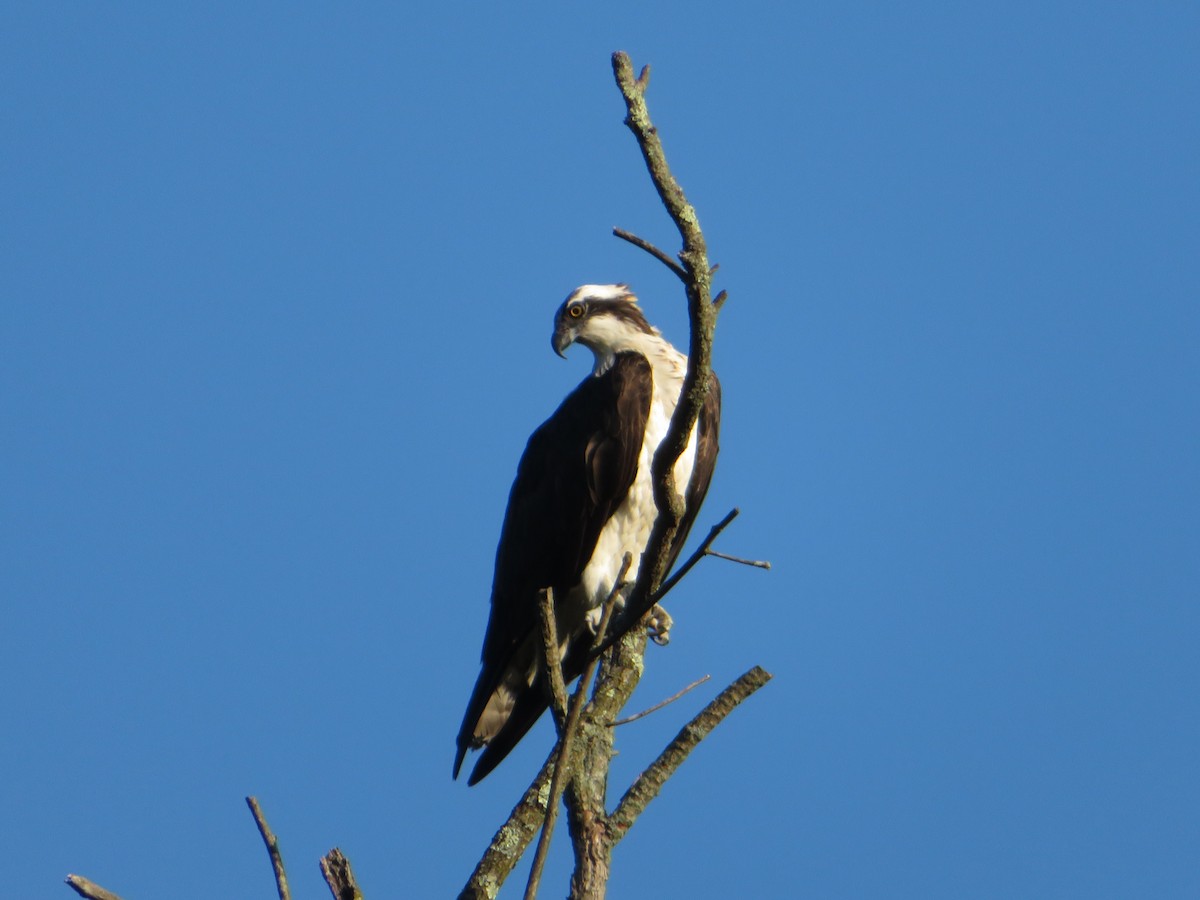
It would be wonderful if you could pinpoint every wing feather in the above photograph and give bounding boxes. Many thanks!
[664,372,721,572]
[454,353,652,780]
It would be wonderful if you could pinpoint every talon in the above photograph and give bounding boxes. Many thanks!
[645,603,673,646]
[586,580,634,633]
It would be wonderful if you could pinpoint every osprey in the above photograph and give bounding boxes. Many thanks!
[454,284,721,785]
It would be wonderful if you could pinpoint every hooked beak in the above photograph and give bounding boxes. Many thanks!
[552,325,574,358]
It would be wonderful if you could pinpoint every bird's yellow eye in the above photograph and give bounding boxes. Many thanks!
[568,304,585,319]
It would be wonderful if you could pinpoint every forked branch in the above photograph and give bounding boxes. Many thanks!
[607,666,773,841]
[609,50,722,647]
[524,555,631,900]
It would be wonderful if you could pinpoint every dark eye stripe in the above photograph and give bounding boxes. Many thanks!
[578,299,655,335]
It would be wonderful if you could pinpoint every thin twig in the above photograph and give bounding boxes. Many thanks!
[651,508,740,604]
[612,227,687,281]
[524,554,631,900]
[247,796,291,900]
[320,848,364,900]
[610,674,711,726]
[607,666,773,843]
[705,548,771,569]
[586,509,739,665]
[64,876,124,900]
[538,587,569,729]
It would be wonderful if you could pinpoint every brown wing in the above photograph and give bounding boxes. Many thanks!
[664,371,721,573]
[454,352,652,781]
[469,372,722,783]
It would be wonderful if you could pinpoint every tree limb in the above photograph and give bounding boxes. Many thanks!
[247,795,292,900]
[524,554,630,900]
[64,876,124,900]
[607,666,773,842]
[612,227,687,281]
[564,623,650,899]
[607,50,720,649]
[459,758,557,899]
[537,587,569,729]
[650,508,739,605]
[320,848,364,900]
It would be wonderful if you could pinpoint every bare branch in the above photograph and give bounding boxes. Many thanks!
[607,666,773,842]
[247,796,291,900]
[460,579,658,898]
[320,849,364,900]
[705,548,771,570]
[609,674,711,726]
[525,554,631,900]
[612,53,709,257]
[538,587,569,729]
[64,876,124,900]
[564,621,648,899]
[588,508,740,664]
[612,227,687,281]
[650,508,740,605]
[459,759,556,899]
[609,50,721,646]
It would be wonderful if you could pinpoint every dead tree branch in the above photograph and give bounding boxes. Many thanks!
[607,666,774,842]
[537,587,569,729]
[524,555,631,900]
[649,507,740,606]
[564,624,651,899]
[610,674,711,727]
[460,619,652,900]
[64,876,124,900]
[459,758,557,899]
[704,548,771,569]
[612,227,687,281]
[596,52,723,662]
[247,795,292,900]
[320,848,364,900]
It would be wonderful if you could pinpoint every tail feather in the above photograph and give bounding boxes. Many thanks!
[466,690,550,785]
[456,631,593,784]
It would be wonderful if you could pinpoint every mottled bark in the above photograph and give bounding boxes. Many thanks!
[320,849,363,900]
[64,876,124,900]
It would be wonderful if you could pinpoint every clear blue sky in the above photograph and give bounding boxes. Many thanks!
[3,3,1197,898]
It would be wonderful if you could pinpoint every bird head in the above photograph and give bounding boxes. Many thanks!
[551,284,659,362]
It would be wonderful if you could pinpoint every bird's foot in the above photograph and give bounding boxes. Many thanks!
[586,580,633,633]
[645,603,673,646]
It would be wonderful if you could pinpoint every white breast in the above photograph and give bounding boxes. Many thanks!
[576,348,696,621]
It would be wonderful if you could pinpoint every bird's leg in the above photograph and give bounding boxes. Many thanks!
[585,577,635,634]
[644,603,673,646]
